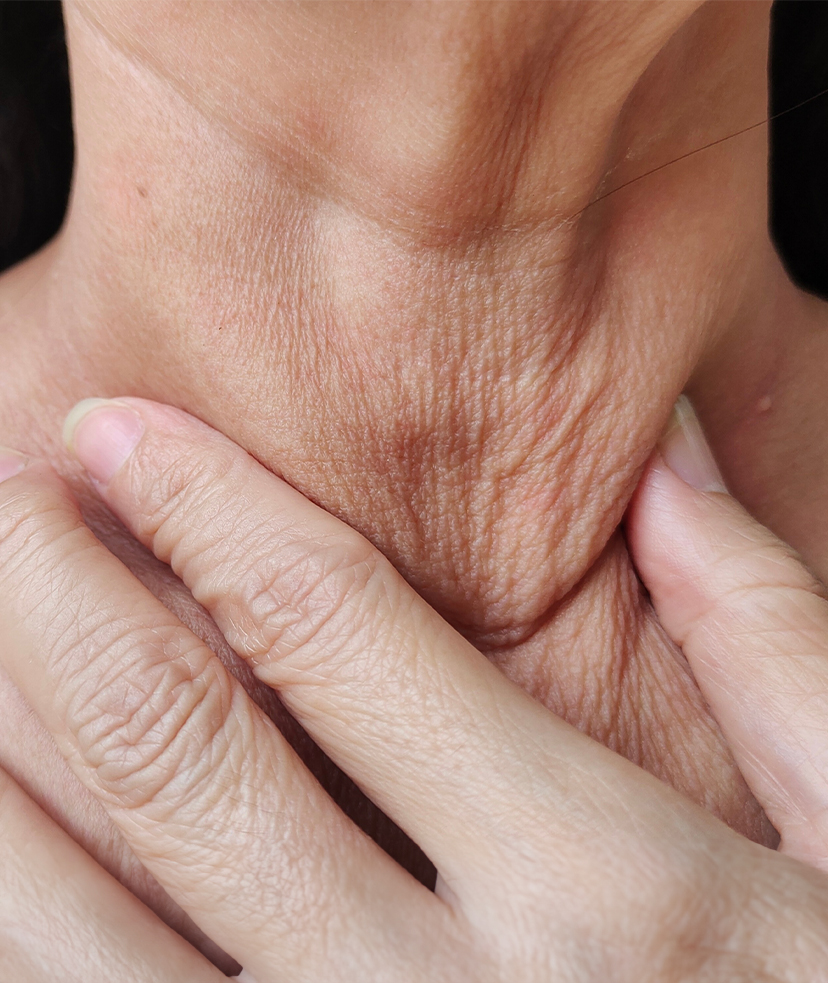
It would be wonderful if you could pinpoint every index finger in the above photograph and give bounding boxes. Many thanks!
[64,397,686,889]
[0,454,449,981]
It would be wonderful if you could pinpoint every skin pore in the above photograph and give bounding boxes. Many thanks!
[2,0,828,967]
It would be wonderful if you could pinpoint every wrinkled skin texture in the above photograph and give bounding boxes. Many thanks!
[7,402,828,982]
[2,0,827,968]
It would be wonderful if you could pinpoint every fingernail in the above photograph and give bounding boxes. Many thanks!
[0,447,28,485]
[63,399,145,485]
[659,395,727,493]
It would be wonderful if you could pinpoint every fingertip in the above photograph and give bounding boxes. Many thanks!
[63,399,146,486]
[0,447,29,485]
[62,398,115,455]
[624,450,681,567]
[625,446,735,633]
[659,395,727,494]
[626,396,732,591]
[0,449,68,506]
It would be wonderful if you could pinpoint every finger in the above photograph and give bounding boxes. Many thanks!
[0,452,450,982]
[626,396,828,869]
[62,398,682,889]
[0,764,224,983]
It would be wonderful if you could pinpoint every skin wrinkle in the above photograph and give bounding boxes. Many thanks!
[75,651,225,808]
[2,0,820,966]
[137,438,396,668]
[71,1,684,280]
[81,5,689,242]
[3,517,234,819]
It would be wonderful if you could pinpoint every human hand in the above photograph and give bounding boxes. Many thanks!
[0,6,786,932]
[627,396,828,873]
[49,0,777,842]
[0,763,227,982]
[0,396,827,980]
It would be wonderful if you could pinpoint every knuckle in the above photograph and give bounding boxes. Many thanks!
[629,839,828,983]
[132,440,242,554]
[647,880,800,983]
[66,629,237,813]
[231,533,393,672]
[631,858,745,980]
[685,533,828,645]
[726,528,822,596]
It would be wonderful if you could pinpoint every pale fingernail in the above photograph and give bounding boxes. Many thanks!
[659,395,727,493]
[63,399,145,485]
[0,447,28,485]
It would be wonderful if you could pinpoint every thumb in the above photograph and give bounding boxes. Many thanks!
[626,396,828,870]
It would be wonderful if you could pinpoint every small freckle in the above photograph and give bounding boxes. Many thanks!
[756,395,772,413]
[137,186,148,199]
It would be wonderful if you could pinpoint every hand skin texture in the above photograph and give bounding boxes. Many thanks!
[2,0,828,966]
[3,398,828,981]
[0,766,224,983]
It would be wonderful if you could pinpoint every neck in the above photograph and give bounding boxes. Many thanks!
[3,0,826,616]
[3,0,827,949]
[691,276,828,581]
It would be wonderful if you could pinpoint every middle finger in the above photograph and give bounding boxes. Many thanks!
[63,399,677,883]
[0,455,451,982]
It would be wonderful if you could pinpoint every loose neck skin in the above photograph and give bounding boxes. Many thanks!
[6,0,828,816]
[2,0,825,962]
[2,1,823,587]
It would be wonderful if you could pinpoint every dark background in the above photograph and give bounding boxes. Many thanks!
[771,1,828,298]
[1,1,827,296]
[0,1,71,275]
